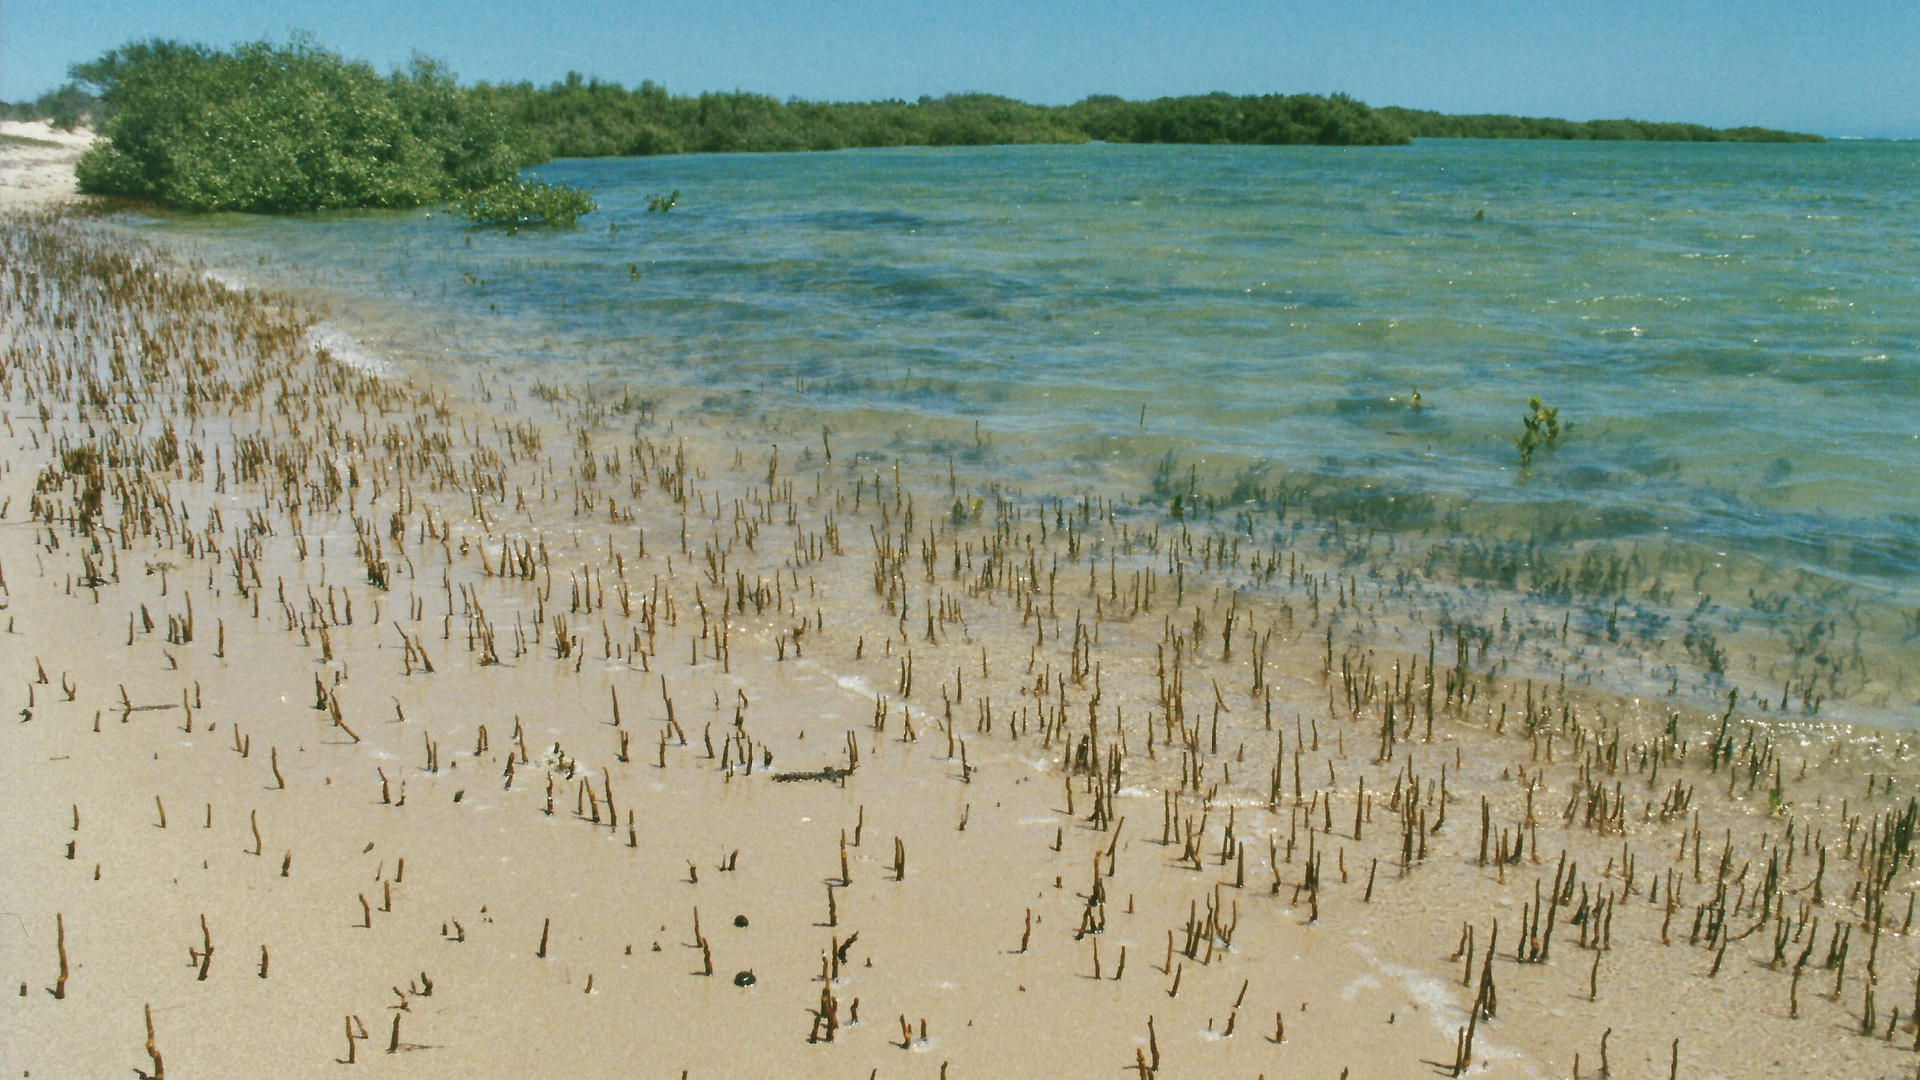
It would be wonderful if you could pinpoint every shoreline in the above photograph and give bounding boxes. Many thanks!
[3,197,1918,1079]
[117,140,1920,735]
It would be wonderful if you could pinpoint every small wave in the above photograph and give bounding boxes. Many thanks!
[305,323,391,377]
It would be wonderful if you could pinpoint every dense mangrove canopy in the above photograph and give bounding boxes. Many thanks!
[71,38,525,212]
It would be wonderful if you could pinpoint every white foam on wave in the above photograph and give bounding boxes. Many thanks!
[305,322,391,377]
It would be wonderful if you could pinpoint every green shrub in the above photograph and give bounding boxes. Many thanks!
[71,36,523,212]
[458,178,596,227]
[1513,397,1564,466]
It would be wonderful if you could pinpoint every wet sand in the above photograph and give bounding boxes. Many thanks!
[2,188,1917,1080]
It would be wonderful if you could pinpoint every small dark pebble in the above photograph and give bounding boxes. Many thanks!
[733,970,756,987]
[733,915,749,928]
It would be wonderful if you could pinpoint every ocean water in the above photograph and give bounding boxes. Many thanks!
[134,138,1920,721]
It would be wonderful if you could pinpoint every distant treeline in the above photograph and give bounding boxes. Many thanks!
[475,79,1081,155]
[1376,107,1825,143]
[474,77,1412,156]
[1,84,98,129]
[53,36,1824,213]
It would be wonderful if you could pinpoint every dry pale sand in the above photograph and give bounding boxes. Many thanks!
[0,122,95,210]
[1,171,1917,1080]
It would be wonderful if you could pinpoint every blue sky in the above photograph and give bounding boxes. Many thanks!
[7,0,1915,137]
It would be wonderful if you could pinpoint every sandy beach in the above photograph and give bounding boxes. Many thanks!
[0,122,94,210]
[3,155,1917,1080]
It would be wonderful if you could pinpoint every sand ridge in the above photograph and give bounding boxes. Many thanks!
[0,122,95,210]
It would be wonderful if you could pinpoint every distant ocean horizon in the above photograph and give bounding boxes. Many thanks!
[134,137,1920,725]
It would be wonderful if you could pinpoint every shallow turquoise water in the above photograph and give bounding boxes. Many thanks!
[137,138,1920,718]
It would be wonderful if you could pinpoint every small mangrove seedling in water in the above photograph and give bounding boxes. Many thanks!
[1513,397,1563,467]
[461,180,597,228]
